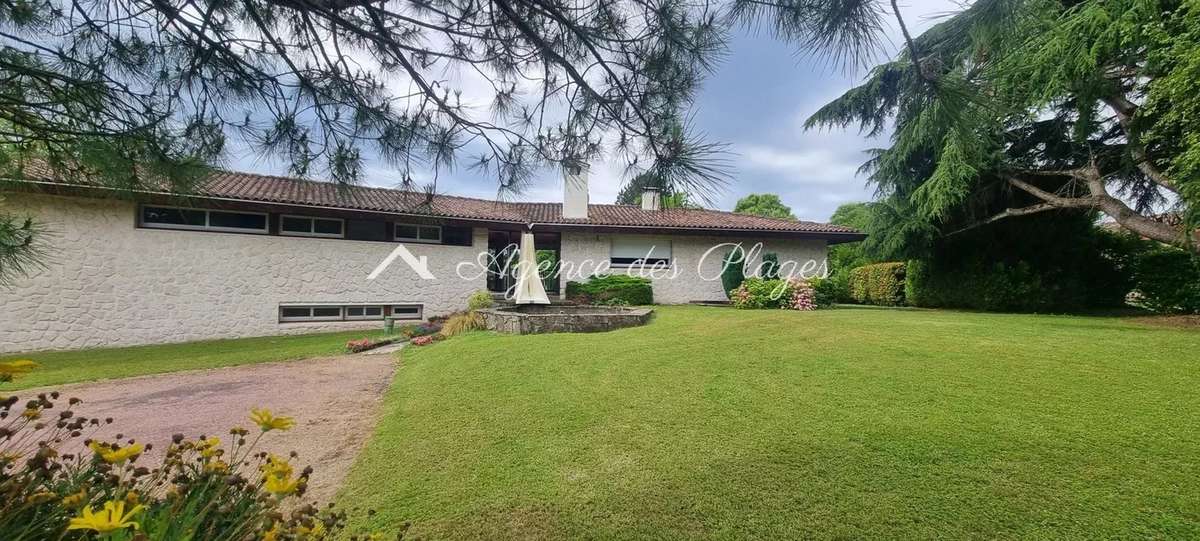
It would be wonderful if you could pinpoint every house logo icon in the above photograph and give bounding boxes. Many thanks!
[367,244,436,281]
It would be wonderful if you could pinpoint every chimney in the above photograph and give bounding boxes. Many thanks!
[641,186,662,211]
[563,163,589,219]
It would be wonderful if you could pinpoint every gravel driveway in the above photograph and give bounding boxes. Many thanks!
[20,354,397,503]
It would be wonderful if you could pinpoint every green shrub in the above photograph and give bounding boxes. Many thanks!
[720,248,746,299]
[848,262,906,306]
[760,252,781,280]
[565,274,653,305]
[1132,247,1200,313]
[467,290,494,311]
[905,258,1048,311]
[902,214,1133,312]
[730,277,790,309]
[809,277,838,308]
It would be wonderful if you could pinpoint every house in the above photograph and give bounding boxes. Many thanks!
[0,165,863,353]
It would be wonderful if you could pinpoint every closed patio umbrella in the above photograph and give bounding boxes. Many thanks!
[513,231,550,304]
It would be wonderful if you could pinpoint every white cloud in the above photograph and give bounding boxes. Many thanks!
[739,145,864,184]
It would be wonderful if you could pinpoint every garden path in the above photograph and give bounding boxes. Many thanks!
[22,354,396,504]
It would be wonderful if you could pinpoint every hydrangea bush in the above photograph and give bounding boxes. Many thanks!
[730,278,822,311]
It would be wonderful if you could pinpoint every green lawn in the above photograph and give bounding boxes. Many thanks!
[1,329,385,390]
[338,305,1200,539]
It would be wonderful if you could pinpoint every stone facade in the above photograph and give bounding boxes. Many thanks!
[0,193,829,353]
[0,193,486,353]
[555,231,827,304]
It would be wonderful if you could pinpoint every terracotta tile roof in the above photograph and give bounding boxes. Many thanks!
[9,163,863,237]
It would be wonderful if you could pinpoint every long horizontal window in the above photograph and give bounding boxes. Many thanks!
[611,237,672,266]
[141,205,268,234]
[280,215,344,238]
[279,303,423,322]
[395,223,442,243]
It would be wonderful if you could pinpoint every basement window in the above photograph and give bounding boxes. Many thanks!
[279,306,343,322]
[390,305,423,320]
[345,305,385,320]
[394,224,442,243]
[279,304,421,323]
[141,205,268,234]
[281,215,345,238]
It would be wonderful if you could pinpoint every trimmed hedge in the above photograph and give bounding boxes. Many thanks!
[902,214,1132,312]
[848,262,906,306]
[1133,247,1200,314]
[565,274,654,305]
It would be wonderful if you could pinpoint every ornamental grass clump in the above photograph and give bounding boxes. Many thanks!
[0,362,403,541]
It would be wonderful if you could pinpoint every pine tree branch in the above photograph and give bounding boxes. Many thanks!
[943,202,1060,237]
[1100,93,1178,193]
[889,0,933,83]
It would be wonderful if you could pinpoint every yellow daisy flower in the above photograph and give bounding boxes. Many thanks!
[198,436,222,458]
[88,441,145,464]
[61,488,88,507]
[263,474,301,496]
[262,522,281,541]
[250,408,295,432]
[260,453,294,479]
[67,500,144,533]
[206,460,230,473]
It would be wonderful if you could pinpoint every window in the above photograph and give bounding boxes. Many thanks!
[279,306,343,322]
[140,205,268,234]
[345,306,384,320]
[394,223,442,243]
[279,303,420,322]
[611,237,672,266]
[280,215,345,238]
[390,305,423,320]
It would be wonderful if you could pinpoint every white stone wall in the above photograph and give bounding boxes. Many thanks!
[0,193,486,353]
[556,231,828,303]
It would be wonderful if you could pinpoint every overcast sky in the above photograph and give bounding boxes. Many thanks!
[230,0,958,222]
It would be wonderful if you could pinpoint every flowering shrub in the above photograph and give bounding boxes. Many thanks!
[345,337,398,353]
[786,279,817,311]
[0,361,400,541]
[410,334,445,346]
[730,278,789,309]
[731,278,821,311]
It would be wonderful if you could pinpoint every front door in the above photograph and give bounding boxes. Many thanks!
[487,231,519,293]
[486,230,562,296]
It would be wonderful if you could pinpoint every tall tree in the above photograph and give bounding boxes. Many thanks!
[827,201,875,272]
[0,0,924,281]
[0,0,741,192]
[615,172,698,208]
[733,193,795,219]
[795,0,1200,254]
